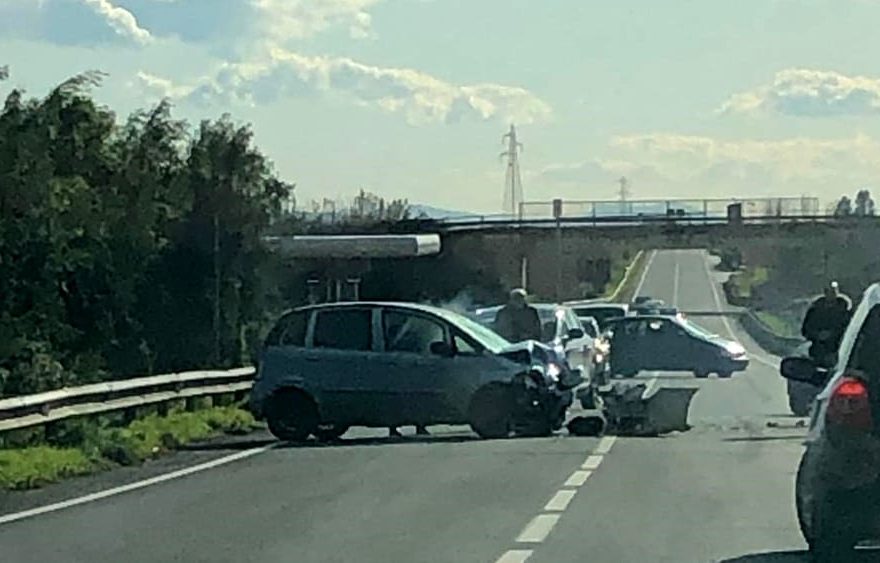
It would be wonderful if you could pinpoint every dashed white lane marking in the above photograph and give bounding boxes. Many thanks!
[673,261,681,308]
[595,435,617,455]
[516,514,561,543]
[544,489,577,512]
[0,445,274,526]
[582,455,603,470]
[495,549,534,563]
[563,470,592,487]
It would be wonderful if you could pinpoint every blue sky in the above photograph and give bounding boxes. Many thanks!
[3,0,880,212]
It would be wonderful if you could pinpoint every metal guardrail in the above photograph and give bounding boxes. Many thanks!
[0,367,256,433]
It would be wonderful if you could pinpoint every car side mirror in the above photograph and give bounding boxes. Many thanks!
[780,357,828,387]
[430,341,455,357]
[567,328,585,340]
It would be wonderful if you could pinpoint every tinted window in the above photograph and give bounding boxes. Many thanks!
[848,305,880,376]
[384,310,447,355]
[265,311,307,347]
[454,333,479,355]
[313,309,372,351]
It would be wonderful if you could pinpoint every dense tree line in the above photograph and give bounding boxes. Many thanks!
[0,74,293,396]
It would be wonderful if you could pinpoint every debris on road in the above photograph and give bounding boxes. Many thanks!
[578,383,699,437]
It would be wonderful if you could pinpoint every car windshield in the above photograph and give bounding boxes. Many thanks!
[435,308,511,354]
[681,319,719,340]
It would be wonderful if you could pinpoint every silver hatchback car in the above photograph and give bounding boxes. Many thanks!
[250,302,578,441]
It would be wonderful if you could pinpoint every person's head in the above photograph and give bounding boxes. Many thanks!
[509,288,528,309]
[824,281,840,299]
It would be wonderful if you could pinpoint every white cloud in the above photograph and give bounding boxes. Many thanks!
[720,68,880,117]
[137,48,553,126]
[536,134,880,200]
[253,0,382,43]
[83,0,152,45]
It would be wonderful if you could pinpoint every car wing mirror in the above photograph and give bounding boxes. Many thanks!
[430,341,455,357]
[780,357,828,387]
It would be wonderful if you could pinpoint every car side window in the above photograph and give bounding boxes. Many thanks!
[265,311,307,347]
[453,333,479,355]
[847,305,880,378]
[313,309,372,351]
[383,310,447,355]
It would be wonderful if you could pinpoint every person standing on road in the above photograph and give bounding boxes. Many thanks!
[801,281,852,365]
[494,288,543,343]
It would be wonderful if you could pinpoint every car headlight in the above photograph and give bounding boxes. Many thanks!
[723,342,746,357]
[546,362,561,382]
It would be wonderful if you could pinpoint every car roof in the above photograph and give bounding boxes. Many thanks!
[288,301,454,317]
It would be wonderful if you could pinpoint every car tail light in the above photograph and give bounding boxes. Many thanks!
[826,376,873,431]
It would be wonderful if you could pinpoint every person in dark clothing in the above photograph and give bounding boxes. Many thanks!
[494,288,542,342]
[801,281,852,365]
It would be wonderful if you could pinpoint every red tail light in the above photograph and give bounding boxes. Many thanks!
[827,376,873,431]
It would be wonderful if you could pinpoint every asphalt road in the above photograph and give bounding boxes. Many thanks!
[0,250,825,562]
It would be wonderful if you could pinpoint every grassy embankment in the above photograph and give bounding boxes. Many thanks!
[0,403,260,490]
[604,250,651,302]
[726,264,801,337]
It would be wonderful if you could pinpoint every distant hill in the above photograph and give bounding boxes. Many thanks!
[408,204,472,220]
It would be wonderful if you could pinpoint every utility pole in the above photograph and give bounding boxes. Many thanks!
[213,211,221,365]
[500,124,524,215]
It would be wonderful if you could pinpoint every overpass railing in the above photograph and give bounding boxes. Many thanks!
[516,197,821,220]
[0,367,255,433]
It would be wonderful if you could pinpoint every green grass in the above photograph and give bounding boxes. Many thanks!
[755,311,800,338]
[0,406,260,490]
[728,266,769,299]
[606,250,651,302]
[0,446,95,490]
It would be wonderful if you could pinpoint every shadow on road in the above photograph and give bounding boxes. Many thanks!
[275,434,482,449]
[722,434,806,443]
[179,437,278,452]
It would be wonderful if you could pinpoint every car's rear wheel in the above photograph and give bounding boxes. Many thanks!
[717,370,733,379]
[266,389,319,442]
[694,369,710,378]
[796,452,859,560]
[468,384,513,439]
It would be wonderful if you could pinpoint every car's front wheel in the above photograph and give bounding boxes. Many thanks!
[717,370,733,379]
[265,389,319,442]
[468,384,513,439]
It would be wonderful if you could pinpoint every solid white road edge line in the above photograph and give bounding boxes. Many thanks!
[0,444,275,526]
[701,254,779,369]
[516,514,561,543]
[495,549,534,563]
[633,249,658,298]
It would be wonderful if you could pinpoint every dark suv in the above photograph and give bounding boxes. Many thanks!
[781,282,880,557]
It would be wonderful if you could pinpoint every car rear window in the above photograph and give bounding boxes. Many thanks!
[313,309,372,351]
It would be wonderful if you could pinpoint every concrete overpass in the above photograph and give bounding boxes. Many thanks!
[267,196,880,303]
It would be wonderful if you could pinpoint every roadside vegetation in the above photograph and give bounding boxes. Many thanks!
[606,250,651,302]
[0,405,258,490]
